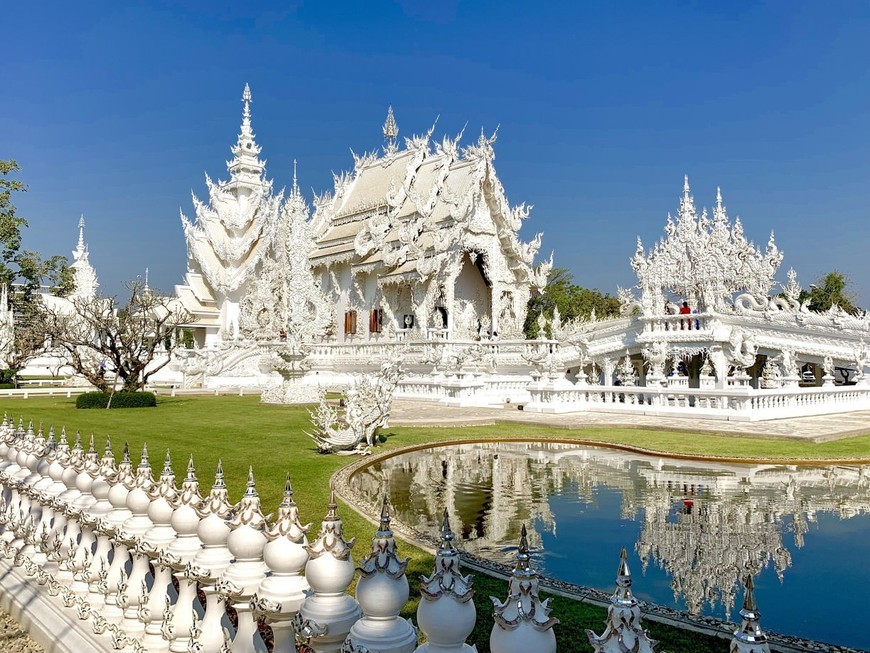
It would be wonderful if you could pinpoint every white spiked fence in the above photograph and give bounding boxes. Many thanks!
[0,415,771,653]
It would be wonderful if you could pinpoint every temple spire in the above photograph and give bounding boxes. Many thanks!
[77,215,86,252]
[69,215,99,299]
[241,83,253,140]
[383,105,399,155]
[679,174,696,220]
[291,159,301,198]
[227,82,265,184]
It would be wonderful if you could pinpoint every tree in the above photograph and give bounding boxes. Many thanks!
[798,271,861,316]
[525,267,621,338]
[0,160,73,303]
[1,303,54,374]
[43,279,194,392]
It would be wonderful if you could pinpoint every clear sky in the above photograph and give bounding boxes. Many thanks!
[3,1,869,306]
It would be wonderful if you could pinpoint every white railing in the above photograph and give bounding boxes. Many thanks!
[0,418,794,653]
[0,386,93,399]
[525,381,870,421]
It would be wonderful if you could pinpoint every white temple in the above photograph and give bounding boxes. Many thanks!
[18,85,870,421]
[168,85,551,394]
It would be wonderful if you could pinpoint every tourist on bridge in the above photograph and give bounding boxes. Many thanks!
[679,301,692,330]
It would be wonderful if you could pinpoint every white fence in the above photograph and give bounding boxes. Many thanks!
[0,418,773,653]
[524,380,870,421]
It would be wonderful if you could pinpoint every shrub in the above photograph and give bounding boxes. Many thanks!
[76,391,157,409]
[0,369,16,385]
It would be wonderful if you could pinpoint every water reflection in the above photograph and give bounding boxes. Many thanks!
[351,442,870,631]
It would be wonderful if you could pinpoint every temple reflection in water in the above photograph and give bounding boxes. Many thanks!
[351,442,870,624]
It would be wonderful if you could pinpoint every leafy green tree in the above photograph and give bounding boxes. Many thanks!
[0,160,73,304]
[525,267,620,337]
[798,271,861,316]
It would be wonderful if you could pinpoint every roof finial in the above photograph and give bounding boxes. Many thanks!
[77,215,86,251]
[679,174,696,220]
[291,159,301,198]
[383,105,399,155]
[377,494,392,536]
[242,83,252,130]
[515,523,532,574]
[244,465,258,497]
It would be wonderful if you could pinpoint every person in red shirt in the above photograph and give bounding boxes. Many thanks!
[679,301,691,330]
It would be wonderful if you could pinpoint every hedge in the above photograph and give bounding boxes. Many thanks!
[76,392,157,409]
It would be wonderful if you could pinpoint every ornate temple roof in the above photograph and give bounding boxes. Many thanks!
[311,110,550,289]
[629,177,783,311]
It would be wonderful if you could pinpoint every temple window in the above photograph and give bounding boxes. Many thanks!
[344,310,358,335]
[369,308,383,334]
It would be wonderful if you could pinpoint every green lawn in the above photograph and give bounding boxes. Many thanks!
[2,394,867,652]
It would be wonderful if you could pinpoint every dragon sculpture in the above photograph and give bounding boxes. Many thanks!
[306,361,404,454]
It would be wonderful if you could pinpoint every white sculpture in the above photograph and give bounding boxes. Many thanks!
[180,84,282,341]
[69,216,99,300]
[254,473,311,652]
[307,361,403,454]
[240,163,333,343]
[222,467,269,653]
[730,576,770,653]
[629,178,783,313]
[295,492,362,653]
[415,511,477,653]
[192,461,234,653]
[615,352,638,387]
[489,524,558,653]
[779,349,798,379]
[345,496,417,652]
[642,341,668,380]
[586,548,659,653]
[854,340,868,384]
[726,328,758,371]
[759,359,782,389]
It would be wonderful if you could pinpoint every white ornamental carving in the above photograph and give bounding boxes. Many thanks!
[306,361,403,454]
[181,84,282,297]
[630,178,783,313]
[70,216,99,300]
[240,165,333,342]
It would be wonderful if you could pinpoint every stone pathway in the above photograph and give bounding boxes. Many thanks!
[0,608,42,653]
[389,399,870,443]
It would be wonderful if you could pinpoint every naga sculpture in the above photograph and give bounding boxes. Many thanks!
[306,361,404,454]
[726,328,758,371]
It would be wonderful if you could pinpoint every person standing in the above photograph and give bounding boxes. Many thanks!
[679,301,691,330]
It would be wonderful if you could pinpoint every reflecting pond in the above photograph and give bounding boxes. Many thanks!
[350,441,870,650]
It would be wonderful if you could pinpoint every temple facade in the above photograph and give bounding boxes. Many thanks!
[309,108,549,343]
[174,87,549,353]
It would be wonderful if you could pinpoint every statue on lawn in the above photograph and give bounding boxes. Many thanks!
[306,361,403,454]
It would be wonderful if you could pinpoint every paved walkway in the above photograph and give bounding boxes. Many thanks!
[389,400,870,443]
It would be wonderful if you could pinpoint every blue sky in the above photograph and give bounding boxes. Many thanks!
[3,1,869,306]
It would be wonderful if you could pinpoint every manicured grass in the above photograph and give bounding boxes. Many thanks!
[2,394,866,652]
